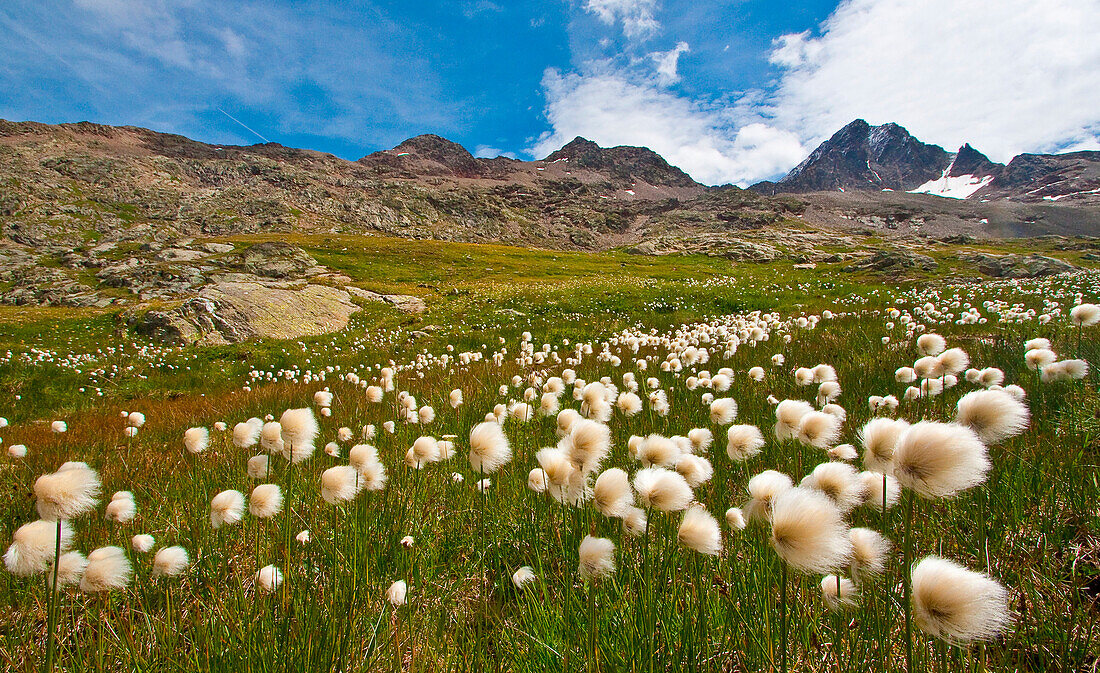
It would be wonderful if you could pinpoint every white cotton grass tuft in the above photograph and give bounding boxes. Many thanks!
[247,455,270,479]
[255,565,283,593]
[34,463,101,520]
[565,419,612,475]
[512,566,536,589]
[637,434,680,468]
[468,421,512,474]
[622,507,648,537]
[260,422,284,455]
[593,468,634,518]
[577,535,616,581]
[51,551,88,589]
[726,424,765,461]
[8,444,27,458]
[917,333,946,356]
[409,436,440,467]
[184,427,209,454]
[800,462,864,513]
[675,454,714,488]
[249,484,283,518]
[859,417,910,473]
[3,519,74,576]
[104,496,137,523]
[387,579,408,607]
[151,546,190,578]
[527,468,548,493]
[633,467,694,512]
[709,398,738,425]
[450,388,464,408]
[127,411,146,428]
[233,418,263,448]
[321,465,363,504]
[209,490,246,528]
[796,411,842,449]
[913,356,945,379]
[956,389,1030,444]
[937,348,970,376]
[725,507,746,530]
[848,527,891,581]
[1024,348,1057,371]
[131,534,155,553]
[1023,337,1050,352]
[51,421,67,433]
[280,408,319,463]
[769,487,852,574]
[1070,303,1100,327]
[687,428,713,453]
[828,443,858,461]
[979,367,1005,387]
[744,470,794,521]
[895,366,917,383]
[678,505,722,556]
[821,575,859,611]
[892,422,990,499]
[556,408,581,437]
[911,556,1011,643]
[774,399,813,441]
[80,546,132,592]
[859,471,901,511]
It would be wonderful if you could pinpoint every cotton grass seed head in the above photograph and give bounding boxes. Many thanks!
[35,463,101,521]
[80,546,132,592]
[321,465,363,504]
[210,490,246,528]
[800,462,864,513]
[512,566,536,589]
[859,417,909,473]
[796,411,842,449]
[769,487,852,574]
[577,535,616,581]
[249,484,283,518]
[726,424,765,461]
[821,575,859,611]
[593,468,633,518]
[709,398,738,425]
[1070,303,1100,327]
[849,527,891,581]
[468,421,512,474]
[911,556,1010,643]
[131,534,155,553]
[184,427,209,454]
[917,333,946,356]
[678,505,722,556]
[255,565,283,593]
[51,551,88,589]
[4,519,74,576]
[956,389,1030,444]
[893,422,990,499]
[280,408,319,463]
[633,467,694,512]
[858,471,900,511]
[152,546,190,578]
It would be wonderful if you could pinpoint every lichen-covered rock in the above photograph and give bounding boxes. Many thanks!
[966,253,1076,278]
[235,242,324,278]
[132,280,359,344]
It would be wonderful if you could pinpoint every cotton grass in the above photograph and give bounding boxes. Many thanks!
[911,556,1010,643]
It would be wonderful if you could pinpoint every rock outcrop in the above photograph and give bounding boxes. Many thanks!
[965,253,1076,278]
[133,279,360,345]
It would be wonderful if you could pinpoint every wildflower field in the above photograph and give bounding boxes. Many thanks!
[1,235,1099,672]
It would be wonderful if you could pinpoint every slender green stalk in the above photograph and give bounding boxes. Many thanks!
[780,562,788,673]
[903,489,916,673]
[44,517,62,673]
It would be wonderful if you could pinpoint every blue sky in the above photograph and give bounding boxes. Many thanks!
[2,0,1097,185]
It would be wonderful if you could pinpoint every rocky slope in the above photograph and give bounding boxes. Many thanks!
[0,118,1097,343]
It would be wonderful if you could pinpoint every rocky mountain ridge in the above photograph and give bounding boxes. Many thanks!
[752,119,1100,205]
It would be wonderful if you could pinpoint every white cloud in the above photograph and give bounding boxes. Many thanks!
[650,41,689,86]
[769,0,1100,161]
[531,67,805,186]
[584,0,660,40]
[474,145,517,159]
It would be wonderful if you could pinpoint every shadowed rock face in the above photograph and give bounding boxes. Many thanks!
[763,120,951,194]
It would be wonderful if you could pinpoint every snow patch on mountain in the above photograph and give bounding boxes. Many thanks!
[909,173,994,199]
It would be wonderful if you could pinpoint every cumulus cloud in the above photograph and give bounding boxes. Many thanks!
[650,41,689,86]
[584,0,660,40]
[769,0,1100,160]
[530,67,805,186]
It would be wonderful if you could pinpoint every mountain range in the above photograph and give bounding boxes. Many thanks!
[750,118,1100,203]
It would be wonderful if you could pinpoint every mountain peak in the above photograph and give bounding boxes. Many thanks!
[760,119,950,193]
[360,133,482,177]
[544,137,698,188]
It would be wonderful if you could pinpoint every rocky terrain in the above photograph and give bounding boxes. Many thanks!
[0,118,1097,344]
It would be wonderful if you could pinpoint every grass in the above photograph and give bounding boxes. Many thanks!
[0,236,1097,672]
